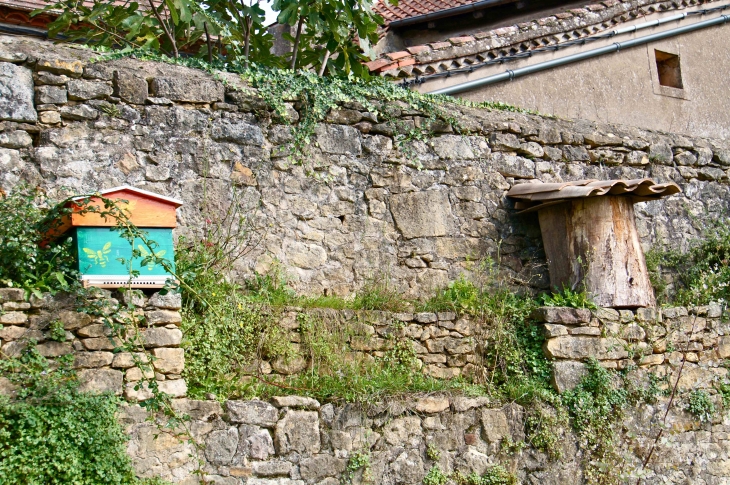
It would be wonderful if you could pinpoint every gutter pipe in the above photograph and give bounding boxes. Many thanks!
[428,13,730,95]
[388,0,516,28]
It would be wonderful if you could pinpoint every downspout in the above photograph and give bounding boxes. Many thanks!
[428,13,730,96]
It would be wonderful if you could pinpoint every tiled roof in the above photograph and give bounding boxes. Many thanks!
[367,0,722,79]
[507,179,681,213]
[0,0,47,11]
[374,0,481,24]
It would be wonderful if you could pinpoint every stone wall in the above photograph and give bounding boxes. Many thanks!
[532,305,730,394]
[2,35,730,298]
[122,390,730,485]
[243,308,480,380]
[0,287,187,400]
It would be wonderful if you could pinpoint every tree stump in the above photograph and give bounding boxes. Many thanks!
[537,196,655,308]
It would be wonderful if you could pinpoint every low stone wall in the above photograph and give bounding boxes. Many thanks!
[251,308,479,380]
[123,392,730,484]
[533,305,729,394]
[0,287,187,400]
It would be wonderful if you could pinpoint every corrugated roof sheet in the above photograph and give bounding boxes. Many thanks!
[374,0,480,24]
[507,179,681,213]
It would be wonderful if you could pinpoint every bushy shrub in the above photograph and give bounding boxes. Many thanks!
[0,186,77,297]
[0,345,140,484]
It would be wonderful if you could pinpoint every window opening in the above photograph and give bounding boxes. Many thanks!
[655,50,683,89]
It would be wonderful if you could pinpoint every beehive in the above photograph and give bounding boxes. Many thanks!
[55,186,183,289]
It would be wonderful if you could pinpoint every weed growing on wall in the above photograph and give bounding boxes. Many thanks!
[684,389,716,422]
[647,217,730,306]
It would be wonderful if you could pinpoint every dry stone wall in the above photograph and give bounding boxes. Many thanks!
[241,308,480,380]
[121,391,730,485]
[533,305,730,394]
[2,35,730,298]
[0,287,187,400]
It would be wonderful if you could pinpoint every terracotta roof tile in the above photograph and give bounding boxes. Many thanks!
[386,50,411,60]
[374,0,482,24]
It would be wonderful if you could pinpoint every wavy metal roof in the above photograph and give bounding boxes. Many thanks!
[506,178,681,213]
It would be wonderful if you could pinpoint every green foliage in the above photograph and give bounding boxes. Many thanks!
[344,449,372,483]
[452,465,517,485]
[426,443,441,462]
[423,464,449,485]
[422,270,553,404]
[524,403,565,460]
[562,359,630,485]
[244,66,458,163]
[48,319,67,342]
[538,285,597,310]
[0,345,140,484]
[352,276,408,312]
[0,186,77,298]
[718,381,730,408]
[647,216,730,306]
[685,389,716,422]
[36,0,392,77]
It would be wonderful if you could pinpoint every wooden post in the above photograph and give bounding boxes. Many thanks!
[537,196,655,308]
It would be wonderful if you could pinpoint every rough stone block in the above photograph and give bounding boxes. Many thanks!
[59,104,98,120]
[67,79,112,100]
[151,347,185,374]
[113,71,148,104]
[390,190,452,239]
[0,311,28,325]
[544,336,628,360]
[150,76,224,103]
[77,323,112,338]
[211,119,264,146]
[0,62,37,122]
[299,455,347,481]
[480,408,510,442]
[158,378,187,397]
[78,368,123,395]
[56,310,93,330]
[0,288,25,302]
[205,428,239,465]
[35,85,67,104]
[141,327,182,348]
[531,307,592,324]
[274,410,321,454]
[82,336,122,351]
[0,130,33,149]
[0,325,28,340]
[73,351,114,368]
[36,57,84,77]
[145,310,182,326]
[238,425,275,460]
[489,152,535,179]
[252,460,292,477]
[314,124,361,155]
[551,360,588,393]
[415,396,450,413]
[37,341,73,357]
[227,400,279,427]
[270,396,320,409]
[148,291,182,310]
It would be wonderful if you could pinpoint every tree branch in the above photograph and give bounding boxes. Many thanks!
[289,15,304,70]
[148,0,178,58]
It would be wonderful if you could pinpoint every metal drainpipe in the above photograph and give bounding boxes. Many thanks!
[428,14,730,96]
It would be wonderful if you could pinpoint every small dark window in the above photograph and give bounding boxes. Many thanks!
[655,50,683,89]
